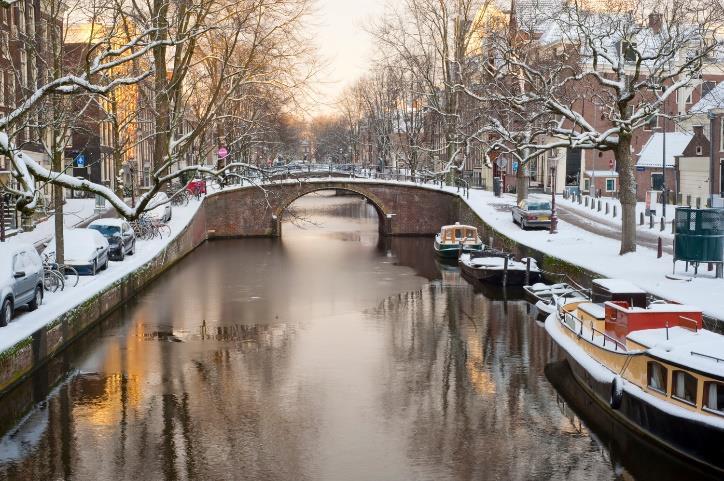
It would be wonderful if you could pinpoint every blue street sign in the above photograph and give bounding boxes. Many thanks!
[75,153,86,168]
[636,166,645,172]
[512,161,519,173]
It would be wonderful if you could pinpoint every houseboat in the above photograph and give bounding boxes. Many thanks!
[433,223,484,259]
[459,252,541,285]
[546,284,724,474]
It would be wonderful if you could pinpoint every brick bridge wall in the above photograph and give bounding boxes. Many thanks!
[204,181,460,237]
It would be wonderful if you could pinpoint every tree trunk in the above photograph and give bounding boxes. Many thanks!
[616,135,637,254]
[516,163,529,204]
[52,151,64,265]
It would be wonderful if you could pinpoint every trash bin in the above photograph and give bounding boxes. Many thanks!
[674,207,724,276]
[493,177,501,197]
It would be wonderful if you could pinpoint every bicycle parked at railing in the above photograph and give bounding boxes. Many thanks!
[42,253,80,292]
[130,214,171,241]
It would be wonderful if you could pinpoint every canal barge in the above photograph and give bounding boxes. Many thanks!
[433,223,484,259]
[459,252,541,285]
[546,293,724,474]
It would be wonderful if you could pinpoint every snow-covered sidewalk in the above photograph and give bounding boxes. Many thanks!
[7,199,113,248]
[458,189,724,321]
[0,199,203,354]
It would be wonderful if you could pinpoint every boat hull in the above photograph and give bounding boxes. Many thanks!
[547,316,724,475]
[459,259,541,285]
[433,241,483,259]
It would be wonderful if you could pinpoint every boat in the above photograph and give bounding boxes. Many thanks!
[459,252,541,285]
[523,282,588,315]
[433,223,484,259]
[545,279,724,474]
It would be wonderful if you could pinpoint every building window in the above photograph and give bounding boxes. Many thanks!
[672,370,697,405]
[720,120,724,152]
[696,146,703,156]
[677,89,693,104]
[647,362,668,393]
[704,382,724,414]
[651,173,664,190]
[702,81,717,98]
[605,178,616,192]
[583,178,590,192]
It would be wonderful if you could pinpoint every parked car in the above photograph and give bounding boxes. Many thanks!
[0,243,44,327]
[42,229,110,275]
[512,200,553,230]
[88,219,136,261]
[148,192,172,222]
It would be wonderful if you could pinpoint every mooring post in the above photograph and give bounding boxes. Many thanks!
[640,212,644,225]
[660,217,665,232]
[613,205,617,218]
[657,237,663,258]
[649,214,654,229]
[525,258,531,285]
[502,257,509,287]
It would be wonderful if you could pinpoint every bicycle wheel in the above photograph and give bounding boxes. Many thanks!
[43,270,63,293]
[157,224,172,239]
[61,265,79,287]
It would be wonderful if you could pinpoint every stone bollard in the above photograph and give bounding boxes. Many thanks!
[687,195,691,207]
[597,200,602,212]
[696,197,701,209]
[605,203,609,215]
[660,217,665,232]
[613,205,617,217]
[585,197,589,207]
[640,212,644,225]
[591,199,596,210]
[649,214,654,229]
[658,237,663,258]
[578,194,582,205]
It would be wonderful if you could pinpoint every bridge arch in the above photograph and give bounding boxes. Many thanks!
[274,186,389,237]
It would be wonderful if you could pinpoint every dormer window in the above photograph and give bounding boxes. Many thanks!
[696,146,703,156]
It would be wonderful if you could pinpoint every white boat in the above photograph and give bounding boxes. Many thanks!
[459,253,541,285]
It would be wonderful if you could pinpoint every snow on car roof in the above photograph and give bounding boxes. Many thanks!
[627,327,724,378]
[89,218,125,227]
[0,241,35,272]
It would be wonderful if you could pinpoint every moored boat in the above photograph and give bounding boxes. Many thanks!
[523,282,588,315]
[546,288,724,474]
[459,252,541,285]
[433,223,484,259]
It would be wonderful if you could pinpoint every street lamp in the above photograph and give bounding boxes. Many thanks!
[550,155,559,234]
[708,111,717,208]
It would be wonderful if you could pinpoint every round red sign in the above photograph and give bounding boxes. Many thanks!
[218,147,229,158]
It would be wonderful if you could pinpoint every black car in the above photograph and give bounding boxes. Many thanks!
[88,219,136,261]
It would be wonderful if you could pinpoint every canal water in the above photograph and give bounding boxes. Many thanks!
[0,191,711,481]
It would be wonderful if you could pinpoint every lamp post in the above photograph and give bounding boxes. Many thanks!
[662,116,667,219]
[0,193,6,242]
[708,111,717,208]
[550,156,559,234]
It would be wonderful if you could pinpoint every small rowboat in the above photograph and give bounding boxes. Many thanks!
[523,282,588,315]
[459,252,541,285]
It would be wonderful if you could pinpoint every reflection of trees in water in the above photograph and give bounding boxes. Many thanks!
[374,284,615,480]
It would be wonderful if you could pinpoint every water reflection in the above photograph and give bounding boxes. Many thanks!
[0,191,704,480]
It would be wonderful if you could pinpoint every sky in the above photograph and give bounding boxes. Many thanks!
[310,0,388,114]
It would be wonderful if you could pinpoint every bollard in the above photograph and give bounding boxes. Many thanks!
[649,214,654,229]
[660,217,665,231]
[613,205,617,218]
[502,257,509,287]
[640,212,644,225]
[657,237,663,258]
[585,197,589,207]
[671,220,676,234]
[678,193,683,205]
[696,197,701,209]
[597,200,601,212]
[605,203,609,215]
[578,194,582,205]
[525,258,531,285]
[687,195,691,207]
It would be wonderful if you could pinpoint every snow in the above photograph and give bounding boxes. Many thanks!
[88,218,125,228]
[0,198,202,354]
[7,199,107,248]
[636,132,692,168]
[42,229,108,263]
[691,81,724,113]
[578,302,606,319]
[593,279,646,294]
[627,327,724,377]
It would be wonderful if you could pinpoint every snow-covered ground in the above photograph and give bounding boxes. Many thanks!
[553,195,676,239]
[0,199,202,354]
[7,199,110,247]
[458,189,724,321]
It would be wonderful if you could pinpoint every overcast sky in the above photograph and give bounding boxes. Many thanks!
[310,0,387,113]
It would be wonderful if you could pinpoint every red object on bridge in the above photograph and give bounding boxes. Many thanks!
[187,179,207,195]
[609,159,615,170]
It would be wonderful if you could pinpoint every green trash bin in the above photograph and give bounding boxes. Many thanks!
[674,207,724,275]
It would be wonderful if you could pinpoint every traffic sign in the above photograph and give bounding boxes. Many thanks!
[75,153,86,168]
[496,157,508,169]
[218,147,229,159]
[512,161,519,173]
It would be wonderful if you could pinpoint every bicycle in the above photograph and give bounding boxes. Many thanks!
[43,253,79,288]
[43,268,65,292]
[170,189,190,207]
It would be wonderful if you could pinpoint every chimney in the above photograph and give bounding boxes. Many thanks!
[693,125,704,136]
[649,13,663,33]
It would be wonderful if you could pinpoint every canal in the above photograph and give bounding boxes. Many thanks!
[0,191,711,480]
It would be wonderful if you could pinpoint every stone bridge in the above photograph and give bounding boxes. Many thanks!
[204,180,460,237]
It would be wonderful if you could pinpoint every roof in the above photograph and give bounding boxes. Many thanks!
[89,218,125,227]
[636,132,693,168]
[691,82,724,113]
[593,278,646,294]
[627,327,724,378]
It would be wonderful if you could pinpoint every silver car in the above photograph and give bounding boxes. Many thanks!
[512,200,553,230]
[0,243,44,327]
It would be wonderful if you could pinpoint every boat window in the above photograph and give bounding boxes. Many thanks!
[647,362,668,393]
[454,229,463,240]
[672,370,697,405]
[704,382,724,414]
